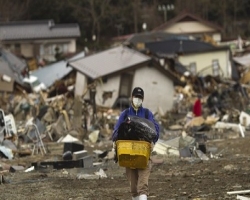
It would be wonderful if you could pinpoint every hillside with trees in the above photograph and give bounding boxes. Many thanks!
[1,0,250,49]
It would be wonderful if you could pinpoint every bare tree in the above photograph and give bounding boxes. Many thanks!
[132,0,140,33]
[67,0,111,43]
[0,0,31,21]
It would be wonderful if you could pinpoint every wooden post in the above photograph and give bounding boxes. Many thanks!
[73,96,82,129]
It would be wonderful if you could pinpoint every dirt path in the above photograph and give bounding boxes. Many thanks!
[1,137,250,200]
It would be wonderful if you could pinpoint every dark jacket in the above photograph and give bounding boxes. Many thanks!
[112,105,160,143]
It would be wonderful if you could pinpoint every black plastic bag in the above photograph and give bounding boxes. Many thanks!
[117,116,157,143]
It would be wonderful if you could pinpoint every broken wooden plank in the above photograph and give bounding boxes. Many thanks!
[60,110,71,130]
[32,159,84,170]
[237,195,250,200]
[227,190,250,195]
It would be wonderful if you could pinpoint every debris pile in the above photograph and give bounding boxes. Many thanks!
[1,70,250,185]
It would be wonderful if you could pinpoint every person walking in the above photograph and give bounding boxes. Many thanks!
[112,87,160,200]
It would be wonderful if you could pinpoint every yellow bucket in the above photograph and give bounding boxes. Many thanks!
[116,140,151,169]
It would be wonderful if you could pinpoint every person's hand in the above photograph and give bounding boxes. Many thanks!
[112,142,116,149]
[112,142,118,163]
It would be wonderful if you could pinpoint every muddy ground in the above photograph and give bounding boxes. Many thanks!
[1,136,250,200]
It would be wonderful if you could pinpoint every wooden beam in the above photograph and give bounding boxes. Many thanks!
[32,159,84,170]
[237,195,250,200]
[227,190,250,195]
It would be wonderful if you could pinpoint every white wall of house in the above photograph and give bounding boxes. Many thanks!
[133,66,174,113]
[40,39,77,61]
[21,43,33,57]
[3,38,77,61]
[95,75,121,107]
[75,72,88,97]
[179,50,230,78]
[94,66,174,113]
[166,21,216,33]
[73,64,175,113]
[35,39,77,53]
[68,39,76,52]
[165,21,221,42]
[212,33,221,43]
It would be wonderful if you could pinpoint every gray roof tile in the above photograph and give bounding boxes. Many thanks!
[69,45,151,79]
[126,31,190,45]
[146,39,228,55]
[0,20,80,41]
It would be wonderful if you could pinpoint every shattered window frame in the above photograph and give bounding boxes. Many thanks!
[119,73,133,97]
[212,59,219,76]
[189,62,197,75]
[102,76,108,83]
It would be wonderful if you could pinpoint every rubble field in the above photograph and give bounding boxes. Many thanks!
[1,77,250,200]
[1,136,250,200]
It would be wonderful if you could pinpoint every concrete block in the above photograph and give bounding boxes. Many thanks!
[179,147,192,157]
[32,155,92,170]
[63,142,84,153]
[195,149,209,161]
[77,173,99,180]
[9,165,25,173]
[73,150,88,160]
[82,155,93,168]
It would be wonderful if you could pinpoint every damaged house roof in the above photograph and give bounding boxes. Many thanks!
[145,39,239,80]
[233,54,250,67]
[0,20,80,41]
[153,11,223,33]
[32,52,85,88]
[0,49,27,85]
[125,31,190,46]
[68,45,152,79]
[145,39,228,57]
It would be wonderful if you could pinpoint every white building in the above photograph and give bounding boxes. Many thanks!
[69,45,177,113]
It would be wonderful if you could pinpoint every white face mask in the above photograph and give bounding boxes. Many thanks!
[132,97,143,108]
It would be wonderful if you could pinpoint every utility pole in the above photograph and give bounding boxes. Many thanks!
[158,4,175,22]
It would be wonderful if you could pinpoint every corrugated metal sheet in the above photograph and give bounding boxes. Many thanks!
[69,46,151,79]
[0,20,80,41]
[1,49,26,72]
[126,31,190,45]
[32,52,85,87]
[146,39,229,59]
[233,54,250,67]
[146,39,218,55]
[0,49,26,85]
